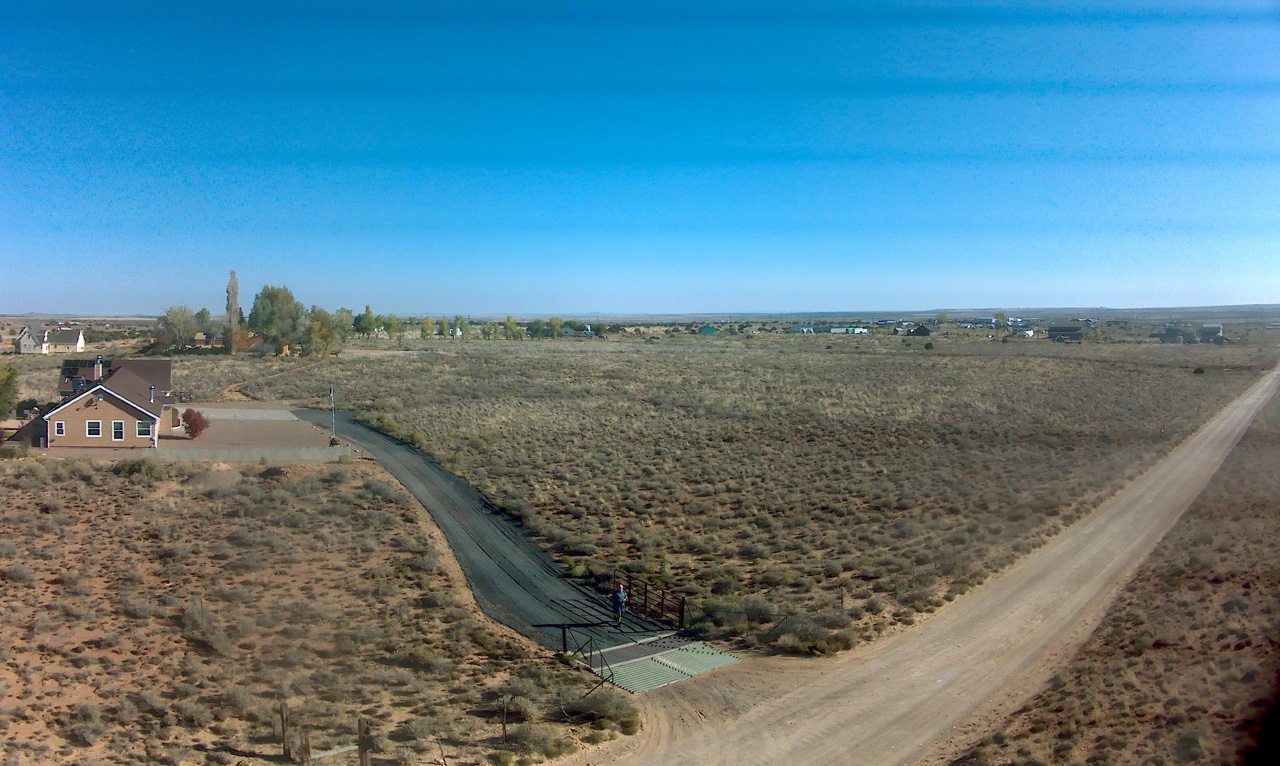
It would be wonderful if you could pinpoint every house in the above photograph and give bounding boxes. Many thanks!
[1198,324,1224,343]
[7,358,184,449]
[1047,326,1085,342]
[190,332,226,348]
[908,325,932,337]
[13,325,40,354]
[784,326,816,334]
[44,329,85,354]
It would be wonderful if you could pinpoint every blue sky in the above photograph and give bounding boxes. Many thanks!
[2,0,1278,315]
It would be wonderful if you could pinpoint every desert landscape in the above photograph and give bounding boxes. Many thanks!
[943,379,1280,766]
[226,336,1274,652]
[4,330,1279,765]
[0,455,637,765]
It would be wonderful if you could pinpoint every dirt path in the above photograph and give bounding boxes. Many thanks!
[563,365,1280,766]
[218,359,324,401]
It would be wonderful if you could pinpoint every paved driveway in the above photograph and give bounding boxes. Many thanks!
[295,409,669,651]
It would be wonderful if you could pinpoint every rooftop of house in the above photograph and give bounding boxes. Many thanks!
[60,358,174,395]
[46,329,83,344]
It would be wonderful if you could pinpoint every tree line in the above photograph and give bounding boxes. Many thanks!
[156,272,598,357]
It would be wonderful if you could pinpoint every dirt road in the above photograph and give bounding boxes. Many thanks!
[566,365,1280,766]
[294,410,669,651]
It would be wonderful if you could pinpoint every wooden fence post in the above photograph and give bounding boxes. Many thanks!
[358,717,373,766]
[280,700,292,761]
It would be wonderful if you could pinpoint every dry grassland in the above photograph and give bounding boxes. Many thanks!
[956,382,1280,766]
[0,457,634,765]
[238,336,1272,652]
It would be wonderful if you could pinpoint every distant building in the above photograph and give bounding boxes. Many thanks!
[191,332,226,348]
[1198,324,1224,342]
[784,326,816,334]
[828,327,870,334]
[13,325,40,354]
[1047,326,1085,342]
[43,329,85,354]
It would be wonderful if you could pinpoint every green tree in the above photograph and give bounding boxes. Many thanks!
[935,312,949,325]
[159,305,196,350]
[0,364,17,419]
[452,316,466,339]
[247,285,305,347]
[304,306,338,356]
[384,314,407,342]
[420,316,433,339]
[226,270,240,355]
[353,305,375,337]
[332,307,354,342]
[194,308,212,331]
[995,311,1008,326]
[528,318,545,338]
[548,316,564,339]
[504,315,519,340]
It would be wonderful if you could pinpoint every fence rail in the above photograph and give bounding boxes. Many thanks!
[613,570,686,628]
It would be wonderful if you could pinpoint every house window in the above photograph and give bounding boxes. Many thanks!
[112,421,125,441]
[86,420,102,437]
[137,420,152,438]
[54,421,65,436]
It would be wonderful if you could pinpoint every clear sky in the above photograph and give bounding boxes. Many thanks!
[2,0,1278,316]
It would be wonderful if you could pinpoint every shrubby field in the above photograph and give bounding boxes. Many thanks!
[240,336,1271,652]
[956,379,1280,766]
[0,457,634,765]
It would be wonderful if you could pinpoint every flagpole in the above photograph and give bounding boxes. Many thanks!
[330,384,336,441]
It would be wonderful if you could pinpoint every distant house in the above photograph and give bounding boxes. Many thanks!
[784,326,816,334]
[43,329,85,354]
[908,325,932,337]
[1198,324,1224,343]
[1047,326,1084,342]
[697,325,718,335]
[7,358,184,449]
[191,332,226,348]
[829,327,869,334]
[13,325,40,354]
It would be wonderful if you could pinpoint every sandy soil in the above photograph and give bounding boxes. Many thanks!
[560,365,1280,766]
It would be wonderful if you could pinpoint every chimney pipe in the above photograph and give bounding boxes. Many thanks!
[149,385,155,404]
[94,355,103,381]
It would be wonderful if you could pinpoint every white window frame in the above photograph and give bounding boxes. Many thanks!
[137,420,152,438]
[54,421,65,437]
[86,420,102,437]
[112,420,125,441]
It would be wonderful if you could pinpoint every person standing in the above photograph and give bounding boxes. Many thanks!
[611,582,628,626]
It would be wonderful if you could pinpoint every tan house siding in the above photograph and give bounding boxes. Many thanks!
[47,396,156,449]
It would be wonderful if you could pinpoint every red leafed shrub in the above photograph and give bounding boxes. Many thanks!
[182,409,211,440]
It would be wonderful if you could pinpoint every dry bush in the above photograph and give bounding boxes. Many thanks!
[0,458,603,764]
[958,387,1280,766]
